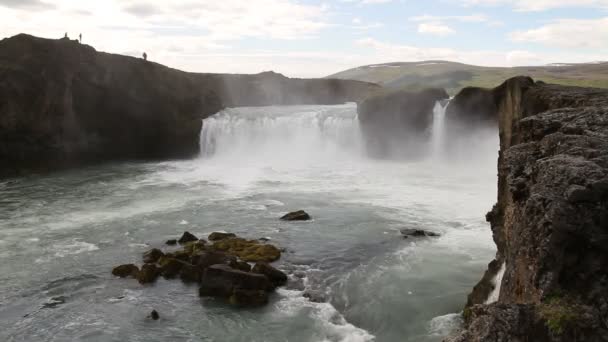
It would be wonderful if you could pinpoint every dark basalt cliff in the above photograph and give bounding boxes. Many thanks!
[0,34,379,177]
[446,86,497,127]
[357,87,449,158]
[447,77,608,341]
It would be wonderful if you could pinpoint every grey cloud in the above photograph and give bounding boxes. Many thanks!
[124,3,162,17]
[0,0,55,10]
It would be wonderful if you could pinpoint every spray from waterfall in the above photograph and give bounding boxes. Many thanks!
[200,104,363,164]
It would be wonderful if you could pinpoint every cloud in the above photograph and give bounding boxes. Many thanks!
[417,23,455,36]
[340,0,393,5]
[354,37,607,67]
[510,17,608,49]
[0,0,54,10]
[462,0,608,11]
[410,14,489,23]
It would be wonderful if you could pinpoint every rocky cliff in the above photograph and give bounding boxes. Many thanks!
[0,34,379,177]
[447,77,608,341]
[357,87,449,158]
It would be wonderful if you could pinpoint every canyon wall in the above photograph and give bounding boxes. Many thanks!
[448,77,608,341]
[0,34,379,177]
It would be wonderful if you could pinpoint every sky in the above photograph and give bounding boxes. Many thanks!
[1,0,607,77]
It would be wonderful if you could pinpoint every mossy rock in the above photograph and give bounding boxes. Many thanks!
[212,238,281,262]
[137,263,160,284]
[142,248,164,264]
[209,232,236,241]
[539,296,582,336]
[183,240,207,256]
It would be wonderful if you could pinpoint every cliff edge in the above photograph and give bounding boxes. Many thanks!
[447,77,608,341]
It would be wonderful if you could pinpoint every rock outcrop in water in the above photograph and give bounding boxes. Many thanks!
[0,34,379,178]
[357,87,449,158]
[112,231,287,307]
[447,77,608,341]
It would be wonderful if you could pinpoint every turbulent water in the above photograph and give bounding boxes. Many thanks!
[0,103,498,342]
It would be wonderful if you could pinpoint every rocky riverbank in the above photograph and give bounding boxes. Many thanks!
[0,34,379,178]
[447,77,608,341]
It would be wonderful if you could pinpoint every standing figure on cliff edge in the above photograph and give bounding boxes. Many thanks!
[143,52,147,61]
[79,33,82,43]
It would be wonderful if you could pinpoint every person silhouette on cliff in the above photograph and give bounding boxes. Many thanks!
[79,33,82,43]
[143,52,147,61]
[64,32,68,39]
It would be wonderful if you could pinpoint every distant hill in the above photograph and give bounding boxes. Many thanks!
[327,60,608,94]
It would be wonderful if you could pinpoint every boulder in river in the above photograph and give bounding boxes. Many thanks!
[280,210,311,221]
[137,264,160,284]
[178,231,198,245]
[149,310,159,320]
[229,260,252,272]
[158,257,186,279]
[400,229,440,238]
[112,264,139,278]
[208,232,237,241]
[142,248,164,264]
[192,250,237,269]
[229,289,269,307]
[199,264,272,301]
[165,239,177,246]
[252,262,288,287]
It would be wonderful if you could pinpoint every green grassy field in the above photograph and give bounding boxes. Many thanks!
[327,61,608,95]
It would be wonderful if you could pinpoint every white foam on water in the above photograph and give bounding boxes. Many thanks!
[428,313,463,337]
[179,220,189,225]
[53,239,99,257]
[275,288,375,342]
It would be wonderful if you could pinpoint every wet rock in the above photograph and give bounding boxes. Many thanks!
[179,263,202,283]
[149,310,159,320]
[165,239,177,246]
[158,257,186,279]
[192,250,237,269]
[142,248,164,264]
[199,264,271,298]
[165,250,191,262]
[229,260,252,272]
[208,232,236,241]
[280,210,311,221]
[137,263,160,284]
[178,231,198,245]
[252,262,287,287]
[112,264,139,278]
[212,238,281,262]
[400,229,440,238]
[183,240,206,255]
[229,289,269,307]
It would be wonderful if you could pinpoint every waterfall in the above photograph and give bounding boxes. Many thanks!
[430,100,450,159]
[485,262,506,304]
[200,104,363,164]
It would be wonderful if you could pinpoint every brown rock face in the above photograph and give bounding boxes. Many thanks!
[447,77,608,341]
[357,87,449,158]
[0,34,379,178]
